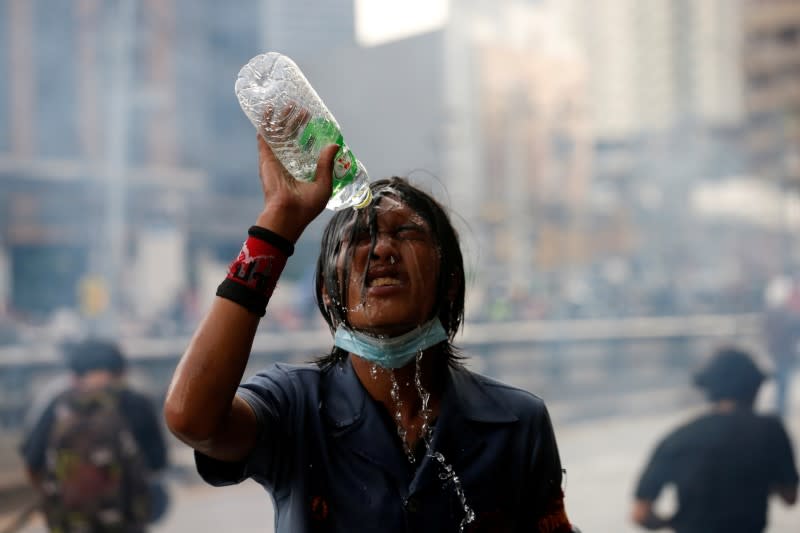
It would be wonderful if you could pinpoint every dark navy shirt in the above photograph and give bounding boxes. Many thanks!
[635,410,799,533]
[196,359,564,532]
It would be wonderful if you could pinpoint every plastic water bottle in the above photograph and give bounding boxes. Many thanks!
[235,52,372,210]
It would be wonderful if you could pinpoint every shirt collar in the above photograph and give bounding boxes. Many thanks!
[320,357,518,428]
[444,365,519,424]
[320,359,366,429]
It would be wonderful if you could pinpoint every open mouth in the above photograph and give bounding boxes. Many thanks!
[369,277,402,288]
[365,264,404,288]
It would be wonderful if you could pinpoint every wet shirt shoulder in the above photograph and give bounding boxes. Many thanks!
[196,361,569,532]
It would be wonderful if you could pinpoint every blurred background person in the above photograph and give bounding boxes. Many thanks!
[18,339,169,532]
[764,276,800,418]
[631,346,798,532]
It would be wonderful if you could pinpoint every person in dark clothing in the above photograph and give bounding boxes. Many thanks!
[19,339,168,532]
[164,135,578,532]
[631,346,799,532]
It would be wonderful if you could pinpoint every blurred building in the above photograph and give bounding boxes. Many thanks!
[0,0,643,329]
[689,0,747,128]
[741,0,800,191]
[545,0,768,317]
[0,0,402,334]
[0,0,209,329]
[557,0,747,199]
[467,3,595,288]
[2,0,780,332]
[257,0,356,56]
[561,0,744,138]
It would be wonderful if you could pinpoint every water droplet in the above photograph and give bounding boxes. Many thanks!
[382,349,473,527]
[389,370,415,462]
[430,441,474,530]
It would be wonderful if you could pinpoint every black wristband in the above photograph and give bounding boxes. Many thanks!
[248,226,294,256]
[216,228,292,317]
[216,278,268,317]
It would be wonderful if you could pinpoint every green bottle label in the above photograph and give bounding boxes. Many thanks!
[298,117,358,194]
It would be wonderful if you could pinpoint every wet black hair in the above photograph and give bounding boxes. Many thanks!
[63,339,127,377]
[693,346,766,405]
[314,177,466,369]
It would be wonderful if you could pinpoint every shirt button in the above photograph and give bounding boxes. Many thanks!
[404,496,420,513]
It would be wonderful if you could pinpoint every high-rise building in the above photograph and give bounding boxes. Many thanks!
[0,0,208,323]
[0,0,365,326]
[741,0,800,190]
[689,0,746,127]
[559,0,744,139]
[257,0,356,58]
[467,3,593,284]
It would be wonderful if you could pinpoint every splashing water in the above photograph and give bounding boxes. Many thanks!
[387,351,475,529]
[432,451,476,532]
[414,351,433,444]
[322,192,473,525]
[389,370,414,462]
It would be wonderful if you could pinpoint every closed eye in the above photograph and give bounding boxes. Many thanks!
[353,230,371,246]
[345,224,431,247]
[395,225,430,241]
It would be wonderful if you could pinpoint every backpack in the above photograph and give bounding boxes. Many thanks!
[41,387,151,532]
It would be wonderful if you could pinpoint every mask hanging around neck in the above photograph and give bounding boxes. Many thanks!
[333,318,448,369]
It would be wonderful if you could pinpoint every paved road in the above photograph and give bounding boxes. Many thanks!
[5,376,800,532]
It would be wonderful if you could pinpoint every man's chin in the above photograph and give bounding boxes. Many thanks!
[353,322,420,338]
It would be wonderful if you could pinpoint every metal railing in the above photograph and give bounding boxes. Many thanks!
[0,312,765,433]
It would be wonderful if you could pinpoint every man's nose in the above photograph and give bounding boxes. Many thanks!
[370,232,400,259]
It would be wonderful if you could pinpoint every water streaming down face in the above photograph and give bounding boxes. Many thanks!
[317,180,473,528]
[315,179,466,339]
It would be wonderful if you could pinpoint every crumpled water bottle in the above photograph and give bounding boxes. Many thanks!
[235,52,372,210]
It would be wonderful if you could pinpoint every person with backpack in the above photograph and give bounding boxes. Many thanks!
[19,339,168,533]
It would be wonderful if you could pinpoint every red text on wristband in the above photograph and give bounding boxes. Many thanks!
[225,236,288,298]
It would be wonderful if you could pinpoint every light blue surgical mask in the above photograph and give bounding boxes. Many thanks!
[333,318,449,369]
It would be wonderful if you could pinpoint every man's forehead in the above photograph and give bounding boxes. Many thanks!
[348,196,427,227]
[373,195,405,212]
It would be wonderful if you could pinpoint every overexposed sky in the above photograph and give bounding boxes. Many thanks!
[355,0,450,47]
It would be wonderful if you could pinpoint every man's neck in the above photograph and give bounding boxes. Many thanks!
[713,399,749,413]
[349,352,445,446]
